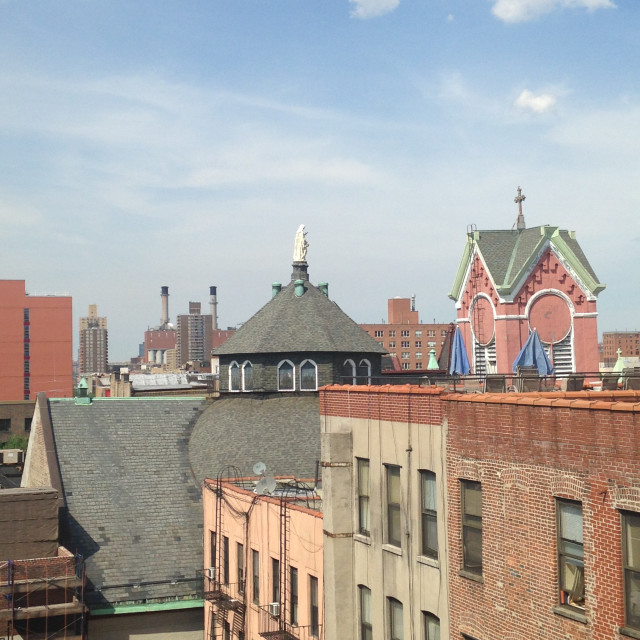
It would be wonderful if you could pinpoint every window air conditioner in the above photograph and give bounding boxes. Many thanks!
[206,567,215,580]
[268,602,280,617]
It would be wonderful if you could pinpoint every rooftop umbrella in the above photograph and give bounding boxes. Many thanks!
[512,329,554,376]
[449,326,471,376]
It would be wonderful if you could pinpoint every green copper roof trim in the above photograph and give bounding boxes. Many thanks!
[495,231,548,295]
[550,230,606,296]
[50,396,207,403]
[89,598,204,616]
[448,235,475,301]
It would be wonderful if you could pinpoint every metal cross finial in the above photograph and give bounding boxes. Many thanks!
[514,186,526,230]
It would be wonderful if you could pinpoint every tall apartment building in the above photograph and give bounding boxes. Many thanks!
[177,302,213,369]
[78,304,108,375]
[0,280,72,401]
[360,297,452,370]
[602,331,640,367]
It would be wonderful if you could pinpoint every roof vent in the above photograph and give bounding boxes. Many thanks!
[272,283,282,298]
[318,282,329,297]
[75,377,92,405]
[294,280,305,297]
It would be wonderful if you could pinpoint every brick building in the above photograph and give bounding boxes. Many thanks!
[0,280,72,401]
[602,331,640,367]
[319,384,640,640]
[360,297,452,371]
[78,304,108,375]
[449,190,605,376]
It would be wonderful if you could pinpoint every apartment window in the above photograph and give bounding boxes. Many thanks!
[388,598,403,640]
[420,471,438,558]
[441,330,448,337]
[229,361,241,391]
[24,418,32,431]
[24,343,29,357]
[309,575,319,637]
[300,360,318,391]
[415,363,423,370]
[623,511,640,630]
[402,363,410,370]
[0,419,10,432]
[386,465,402,547]
[277,360,295,391]
[415,330,422,338]
[223,621,231,640]
[23,308,30,323]
[416,352,422,360]
[359,585,372,640]
[389,330,396,337]
[427,341,436,347]
[357,458,370,535]
[252,549,260,604]
[375,330,384,337]
[415,341,422,348]
[461,480,482,576]
[209,531,216,574]
[401,330,410,337]
[272,558,280,603]
[290,566,298,625]
[237,542,244,591]
[557,499,584,609]
[427,330,436,337]
[423,612,440,640]
[401,352,410,359]
[389,341,396,348]
[242,361,253,391]
[401,341,410,348]
[223,536,229,584]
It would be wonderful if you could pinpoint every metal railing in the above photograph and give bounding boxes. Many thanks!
[257,604,322,640]
[198,573,245,610]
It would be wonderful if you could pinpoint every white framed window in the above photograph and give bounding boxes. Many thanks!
[277,360,295,391]
[401,330,410,337]
[401,352,410,359]
[229,361,241,392]
[242,361,253,392]
[300,359,318,391]
[389,341,396,348]
[415,330,422,338]
[375,330,384,337]
[401,362,410,370]
[401,341,410,348]
[342,359,356,384]
[388,330,396,337]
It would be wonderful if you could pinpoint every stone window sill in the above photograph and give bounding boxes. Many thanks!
[552,605,587,624]
[382,543,402,556]
[458,569,484,583]
[354,533,371,546]
[417,555,440,569]
[620,626,640,639]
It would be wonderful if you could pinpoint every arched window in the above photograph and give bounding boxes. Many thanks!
[277,360,295,391]
[300,360,318,391]
[242,361,253,392]
[357,359,371,385]
[229,361,241,392]
[342,359,356,385]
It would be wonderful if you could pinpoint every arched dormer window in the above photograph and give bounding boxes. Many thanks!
[342,359,356,385]
[242,361,253,392]
[300,360,318,391]
[277,360,295,391]
[357,359,371,385]
[229,361,241,392]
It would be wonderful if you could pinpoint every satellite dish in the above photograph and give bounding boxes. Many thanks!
[253,461,267,476]
[255,475,277,496]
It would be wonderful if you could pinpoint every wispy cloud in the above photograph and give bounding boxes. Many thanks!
[349,0,399,19]
[491,0,615,23]
[514,89,557,113]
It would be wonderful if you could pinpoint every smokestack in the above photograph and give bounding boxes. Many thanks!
[209,286,218,330]
[160,286,169,328]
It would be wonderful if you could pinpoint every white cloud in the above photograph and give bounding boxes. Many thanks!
[349,0,399,19]
[514,89,557,113]
[491,0,615,23]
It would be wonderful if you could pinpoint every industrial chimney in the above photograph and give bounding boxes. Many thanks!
[160,286,169,329]
[210,286,218,330]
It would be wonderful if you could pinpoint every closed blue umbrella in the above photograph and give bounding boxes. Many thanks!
[512,329,554,375]
[449,326,471,376]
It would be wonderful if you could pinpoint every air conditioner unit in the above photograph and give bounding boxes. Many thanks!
[206,567,215,580]
[268,602,280,617]
[1,449,24,465]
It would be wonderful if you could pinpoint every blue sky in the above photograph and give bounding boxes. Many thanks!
[0,0,637,360]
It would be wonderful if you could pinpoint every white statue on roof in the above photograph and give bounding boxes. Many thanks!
[293,224,309,262]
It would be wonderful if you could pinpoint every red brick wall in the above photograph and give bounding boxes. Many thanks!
[445,393,640,640]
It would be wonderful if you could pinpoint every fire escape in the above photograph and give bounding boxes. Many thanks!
[204,475,246,640]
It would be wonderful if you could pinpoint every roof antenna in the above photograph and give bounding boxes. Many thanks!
[514,186,526,230]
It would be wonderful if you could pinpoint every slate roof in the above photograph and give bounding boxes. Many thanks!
[47,397,206,607]
[450,226,605,301]
[214,277,386,356]
[189,395,320,484]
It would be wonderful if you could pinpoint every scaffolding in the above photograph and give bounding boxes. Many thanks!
[0,552,86,640]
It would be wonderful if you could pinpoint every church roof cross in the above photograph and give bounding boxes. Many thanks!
[514,186,526,230]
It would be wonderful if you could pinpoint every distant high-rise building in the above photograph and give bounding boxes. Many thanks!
[177,302,213,369]
[78,304,108,375]
[0,280,72,401]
